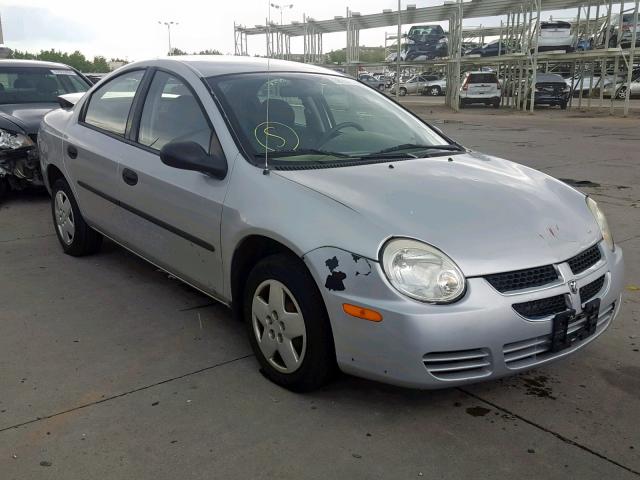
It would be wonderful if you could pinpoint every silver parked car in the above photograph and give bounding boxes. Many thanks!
[39,57,624,391]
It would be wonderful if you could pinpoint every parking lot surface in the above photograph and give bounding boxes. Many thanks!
[1,106,639,479]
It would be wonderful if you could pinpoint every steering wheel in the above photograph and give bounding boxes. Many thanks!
[317,122,364,146]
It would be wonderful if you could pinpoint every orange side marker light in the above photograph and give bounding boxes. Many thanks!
[342,303,383,322]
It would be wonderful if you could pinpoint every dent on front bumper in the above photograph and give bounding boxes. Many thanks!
[303,242,624,389]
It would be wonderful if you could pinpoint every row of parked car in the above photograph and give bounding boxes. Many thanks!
[385,11,640,62]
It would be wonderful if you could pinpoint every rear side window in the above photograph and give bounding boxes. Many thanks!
[468,73,498,83]
[84,70,144,135]
[138,71,212,152]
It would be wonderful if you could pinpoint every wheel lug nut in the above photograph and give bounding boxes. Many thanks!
[277,333,283,343]
[269,330,275,339]
[272,311,278,321]
[279,321,285,331]
[266,315,272,324]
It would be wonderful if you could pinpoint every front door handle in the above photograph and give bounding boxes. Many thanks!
[67,144,78,159]
[122,168,138,186]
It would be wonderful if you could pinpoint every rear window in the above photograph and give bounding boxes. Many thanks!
[541,22,571,29]
[0,66,89,104]
[467,73,498,84]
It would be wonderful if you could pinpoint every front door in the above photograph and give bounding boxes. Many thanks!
[111,70,228,296]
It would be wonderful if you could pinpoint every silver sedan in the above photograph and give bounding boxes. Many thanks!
[39,57,624,391]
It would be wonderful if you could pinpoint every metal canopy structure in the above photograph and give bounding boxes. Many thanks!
[234,0,639,116]
[237,0,611,37]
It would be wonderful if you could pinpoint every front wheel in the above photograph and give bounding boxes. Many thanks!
[428,86,441,96]
[244,254,336,392]
[51,178,103,256]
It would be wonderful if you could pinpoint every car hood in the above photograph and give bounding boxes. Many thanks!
[0,103,58,135]
[276,152,600,276]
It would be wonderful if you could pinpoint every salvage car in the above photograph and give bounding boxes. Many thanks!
[526,73,571,109]
[0,59,90,196]
[459,71,501,108]
[536,20,575,52]
[404,25,448,60]
[39,57,624,391]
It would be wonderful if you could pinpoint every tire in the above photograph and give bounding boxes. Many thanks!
[51,177,103,256]
[492,100,500,109]
[560,101,567,110]
[244,253,336,392]
[428,86,441,96]
[616,86,627,100]
[399,87,407,97]
[378,84,385,91]
[458,98,465,109]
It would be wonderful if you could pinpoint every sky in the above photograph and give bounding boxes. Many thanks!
[0,0,610,61]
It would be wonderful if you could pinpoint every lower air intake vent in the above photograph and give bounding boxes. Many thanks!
[513,294,568,319]
[423,348,491,381]
[580,275,605,304]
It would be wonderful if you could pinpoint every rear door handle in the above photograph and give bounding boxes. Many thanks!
[122,168,138,186]
[67,144,78,159]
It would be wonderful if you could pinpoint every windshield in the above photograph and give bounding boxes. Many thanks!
[0,66,90,104]
[208,72,456,167]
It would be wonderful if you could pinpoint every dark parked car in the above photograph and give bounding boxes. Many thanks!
[0,59,90,195]
[526,73,571,109]
[84,73,107,84]
[465,40,509,57]
[405,25,448,60]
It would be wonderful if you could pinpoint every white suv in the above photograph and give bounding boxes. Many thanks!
[459,71,501,108]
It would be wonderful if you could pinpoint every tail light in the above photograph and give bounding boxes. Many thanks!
[462,79,469,91]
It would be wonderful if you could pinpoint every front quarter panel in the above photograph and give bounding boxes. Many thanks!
[39,108,74,193]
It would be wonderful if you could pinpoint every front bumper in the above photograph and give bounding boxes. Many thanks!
[303,241,624,389]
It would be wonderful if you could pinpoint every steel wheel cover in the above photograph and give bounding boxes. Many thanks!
[54,191,75,245]
[251,279,307,374]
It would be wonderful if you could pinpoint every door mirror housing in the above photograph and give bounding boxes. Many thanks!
[160,141,227,179]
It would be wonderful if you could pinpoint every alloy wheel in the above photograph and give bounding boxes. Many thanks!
[54,190,75,245]
[252,279,307,373]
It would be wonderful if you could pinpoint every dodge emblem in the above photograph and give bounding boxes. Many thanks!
[568,280,578,295]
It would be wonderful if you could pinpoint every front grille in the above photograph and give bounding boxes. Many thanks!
[580,275,605,304]
[485,265,558,293]
[423,348,491,381]
[513,294,568,319]
[504,302,615,369]
[567,244,601,274]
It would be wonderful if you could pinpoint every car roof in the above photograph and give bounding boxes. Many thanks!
[535,73,565,82]
[125,55,343,78]
[0,59,76,70]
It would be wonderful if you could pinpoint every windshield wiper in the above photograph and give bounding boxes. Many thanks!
[372,143,463,154]
[255,149,351,159]
[358,143,464,160]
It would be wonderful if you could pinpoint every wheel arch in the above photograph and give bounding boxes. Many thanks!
[230,234,308,321]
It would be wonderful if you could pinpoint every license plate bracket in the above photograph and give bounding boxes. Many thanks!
[550,298,600,353]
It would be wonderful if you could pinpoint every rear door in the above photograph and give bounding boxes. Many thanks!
[112,68,230,296]
[66,69,146,233]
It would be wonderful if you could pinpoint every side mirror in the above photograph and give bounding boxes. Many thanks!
[160,141,227,179]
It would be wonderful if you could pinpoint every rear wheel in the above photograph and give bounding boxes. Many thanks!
[560,101,567,110]
[399,87,407,96]
[493,99,500,109]
[51,178,103,256]
[0,177,9,199]
[616,86,627,100]
[427,86,441,96]
[244,254,336,392]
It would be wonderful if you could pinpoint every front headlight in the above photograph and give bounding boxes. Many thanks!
[586,197,614,251]
[0,128,34,150]
[381,238,466,303]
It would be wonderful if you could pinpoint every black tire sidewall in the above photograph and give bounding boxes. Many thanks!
[243,254,335,392]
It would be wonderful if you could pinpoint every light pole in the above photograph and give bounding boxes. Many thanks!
[270,3,294,25]
[158,21,179,55]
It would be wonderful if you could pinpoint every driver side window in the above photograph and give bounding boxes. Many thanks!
[138,71,212,152]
